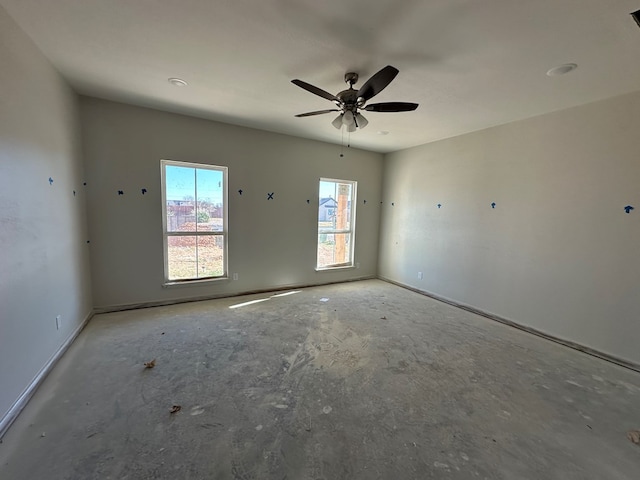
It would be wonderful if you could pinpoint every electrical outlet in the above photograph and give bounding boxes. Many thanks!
[417,272,423,280]
[55,315,61,330]
[233,273,238,281]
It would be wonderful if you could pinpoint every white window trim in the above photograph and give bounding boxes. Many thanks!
[161,159,228,285]
[316,177,357,271]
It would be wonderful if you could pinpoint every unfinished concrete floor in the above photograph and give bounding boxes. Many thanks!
[1,280,639,479]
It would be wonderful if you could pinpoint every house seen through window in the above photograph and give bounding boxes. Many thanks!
[161,160,227,282]
[317,178,356,269]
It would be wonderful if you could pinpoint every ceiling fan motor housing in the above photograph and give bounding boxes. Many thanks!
[337,88,361,112]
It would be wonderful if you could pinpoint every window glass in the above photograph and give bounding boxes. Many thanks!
[317,179,356,269]
[162,160,227,282]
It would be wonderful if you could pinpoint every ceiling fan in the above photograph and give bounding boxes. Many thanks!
[292,65,418,132]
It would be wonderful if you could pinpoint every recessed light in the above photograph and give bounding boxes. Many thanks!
[168,77,188,87]
[546,63,577,76]
[377,130,389,135]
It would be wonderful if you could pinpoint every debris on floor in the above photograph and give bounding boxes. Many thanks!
[143,359,156,368]
[380,316,387,320]
[319,298,329,302]
[628,430,640,445]
[170,405,181,414]
[40,433,45,438]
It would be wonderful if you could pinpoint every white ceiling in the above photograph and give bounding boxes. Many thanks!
[3,0,640,153]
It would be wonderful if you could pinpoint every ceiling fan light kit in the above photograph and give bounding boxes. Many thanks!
[355,113,368,129]
[292,65,418,132]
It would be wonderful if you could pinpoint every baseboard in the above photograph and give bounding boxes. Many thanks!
[0,310,94,439]
[93,275,377,314]
[379,276,640,374]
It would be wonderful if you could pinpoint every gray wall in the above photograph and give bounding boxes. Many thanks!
[80,98,383,309]
[379,90,640,365]
[0,7,93,422]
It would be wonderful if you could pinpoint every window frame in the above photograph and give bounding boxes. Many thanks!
[316,177,357,271]
[160,159,228,285]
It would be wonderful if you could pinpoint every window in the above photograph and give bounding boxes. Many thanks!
[161,160,227,282]
[317,178,356,269]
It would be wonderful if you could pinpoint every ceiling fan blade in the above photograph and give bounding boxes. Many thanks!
[364,102,419,113]
[296,108,340,117]
[356,65,399,101]
[291,79,339,102]
[295,109,340,117]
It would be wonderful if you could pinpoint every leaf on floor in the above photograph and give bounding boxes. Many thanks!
[143,359,156,368]
[628,430,640,445]
[170,405,181,414]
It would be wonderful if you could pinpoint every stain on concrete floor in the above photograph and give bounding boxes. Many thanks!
[1,280,639,479]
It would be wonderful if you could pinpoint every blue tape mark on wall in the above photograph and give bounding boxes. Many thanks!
[49,177,53,185]
[118,190,124,195]
[238,189,243,195]
[437,203,442,208]
[141,188,147,195]
[267,192,274,200]
[491,202,496,209]
[624,205,634,214]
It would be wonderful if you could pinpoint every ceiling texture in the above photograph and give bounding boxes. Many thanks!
[3,0,640,153]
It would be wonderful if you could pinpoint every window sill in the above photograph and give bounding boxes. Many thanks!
[315,264,354,272]
[163,276,228,288]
